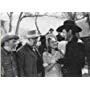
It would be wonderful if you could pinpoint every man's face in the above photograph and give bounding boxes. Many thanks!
[28,37,38,46]
[5,39,17,50]
[66,30,72,41]
[60,29,67,39]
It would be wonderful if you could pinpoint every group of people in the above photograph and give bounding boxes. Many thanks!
[1,20,86,77]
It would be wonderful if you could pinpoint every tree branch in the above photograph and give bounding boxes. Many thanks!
[7,12,10,18]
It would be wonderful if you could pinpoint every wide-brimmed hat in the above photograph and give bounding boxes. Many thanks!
[56,20,82,33]
[1,33,19,46]
[26,30,41,38]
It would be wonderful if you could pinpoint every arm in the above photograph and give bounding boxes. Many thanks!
[16,51,25,77]
[79,43,86,68]
[43,52,56,72]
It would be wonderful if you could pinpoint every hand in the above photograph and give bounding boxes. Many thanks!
[51,59,56,64]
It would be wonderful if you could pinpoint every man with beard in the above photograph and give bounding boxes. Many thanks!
[57,20,86,77]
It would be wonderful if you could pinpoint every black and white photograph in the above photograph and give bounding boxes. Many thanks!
[0,12,90,77]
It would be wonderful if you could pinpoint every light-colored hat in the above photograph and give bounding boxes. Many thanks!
[26,30,41,38]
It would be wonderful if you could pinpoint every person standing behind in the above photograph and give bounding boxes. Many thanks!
[1,33,19,77]
[16,30,41,77]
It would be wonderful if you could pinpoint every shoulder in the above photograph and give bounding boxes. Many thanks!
[16,43,27,53]
[66,42,71,47]
[43,51,51,57]
[58,41,68,45]
[43,51,48,55]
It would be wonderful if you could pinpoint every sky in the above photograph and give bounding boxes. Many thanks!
[0,12,65,35]
[0,12,90,37]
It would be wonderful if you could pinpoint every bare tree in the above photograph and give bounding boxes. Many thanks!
[15,12,23,35]
[7,12,13,32]
[84,12,90,30]
[35,12,41,34]
[15,12,43,35]
[64,12,77,21]
[76,12,90,30]
[0,20,7,34]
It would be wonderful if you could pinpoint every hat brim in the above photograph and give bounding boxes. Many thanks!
[71,25,82,33]
[56,24,82,33]
[26,34,40,38]
[56,25,65,32]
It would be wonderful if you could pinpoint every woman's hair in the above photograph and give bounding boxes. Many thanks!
[46,38,52,53]
[38,35,47,55]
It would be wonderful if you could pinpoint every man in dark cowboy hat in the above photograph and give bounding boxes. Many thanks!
[57,20,86,77]
[16,30,44,77]
[1,33,19,77]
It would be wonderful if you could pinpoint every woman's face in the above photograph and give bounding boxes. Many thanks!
[49,38,58,49]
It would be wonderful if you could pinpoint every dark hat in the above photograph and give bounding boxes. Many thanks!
[70,25,82,33]
[49,28,54,31]
[64,20,75,26]
[56,26,64,32]
[1,34,19,46]
[56,20,82,33]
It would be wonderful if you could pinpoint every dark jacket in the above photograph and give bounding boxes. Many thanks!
[33,46,45,76]
[1,48,18,77]
[16,44,38,77]
[62,37,85,77]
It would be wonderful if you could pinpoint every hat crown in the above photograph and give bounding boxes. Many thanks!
[64,20,75,26]
[26,30,40,38]
[27,30,36,35]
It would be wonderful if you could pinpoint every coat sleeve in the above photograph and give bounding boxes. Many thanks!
[16,50,25,77]
[63,44,73,65]
[43,52,49,67]
[78,43,86,68]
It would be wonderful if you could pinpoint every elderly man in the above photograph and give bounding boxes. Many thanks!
[16,30,44,77]
[1,33,19,77]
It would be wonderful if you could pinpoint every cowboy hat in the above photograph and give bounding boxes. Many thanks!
[1,33,19,46]
[26,30,41,38]
[56,20,82,33]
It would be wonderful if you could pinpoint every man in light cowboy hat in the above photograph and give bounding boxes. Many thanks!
[16,30,44,77]
[57,20,86,77]
[1,33,19,77]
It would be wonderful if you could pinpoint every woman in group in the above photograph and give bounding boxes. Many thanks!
[43,36,63,77]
